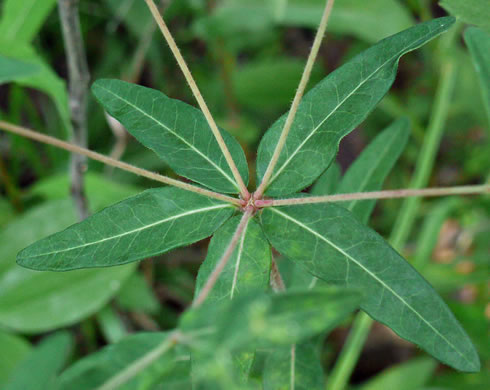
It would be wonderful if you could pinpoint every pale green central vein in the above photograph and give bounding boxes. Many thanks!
[4,0,36,40]
[230,220,249,299]
[269,207,470,364]
[27,204,230,258]
[268,25,445,186]
[99,85,239,190]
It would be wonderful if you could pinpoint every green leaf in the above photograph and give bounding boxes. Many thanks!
[263,342,324,390]
[0,200,135,333]
[337,118,410,223]
[0,0,57,43]
[260,204,480,372]
[233,58,323,112]
[193,216,272,384]
[358,357,437,390]
[195,216,272,301]
[256,17,455,196]
[464,27,490,125]
[0,55,40,84]
[58,332,177,390]
[92,79,249,194]
[116,272,160,314]
[17,187,234,271]
[440,0,490,33]
[311,162,341,196]
[0,42,71,135]
[4,332,72,390]
[280,0,414,42]
[0,332,31,387]
[181,287,361,351]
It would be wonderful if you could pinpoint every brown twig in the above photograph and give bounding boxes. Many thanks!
[256,185,490,207]
[144,0,250,200]
[255,0,336,198]
[0,120,241,206]
[58,0,90,220]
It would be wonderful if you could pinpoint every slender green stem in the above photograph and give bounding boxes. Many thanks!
[326,29,459,390]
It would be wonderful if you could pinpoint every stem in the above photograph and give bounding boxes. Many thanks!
[193,209,253,307]
[326,30,459,390]
[58,0,90,220]
[255,0,335,199]
[327,312,372,390]
[256,185,489,207]
[0,120,241,206]
[96,330,181,390]
[270,256,286,292]
[144,0,250,200]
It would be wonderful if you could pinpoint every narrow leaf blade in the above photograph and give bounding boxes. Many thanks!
[260,204,480,372]
[92,79,249,193]
[256,17,455,196]
[17,187,234,271]
[0,55,40,84]
[337,117,410,223]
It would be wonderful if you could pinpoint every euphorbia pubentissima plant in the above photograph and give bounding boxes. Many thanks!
[3,0,484,388]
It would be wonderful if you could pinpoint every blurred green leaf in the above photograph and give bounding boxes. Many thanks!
[0,55,40,84]
[92,79,249,193]
[263,342,324,390]
[58,332,178,390]
[0,200,135,333]
[260,203,480,372]
[181,287,361,351]
[233,58,323,112]
[280,0,414,42]
[17,188,234,271]
[440,0,490,33]
[0,332,31,387]
[4,332,72,390]
[256,17,455,196]
[0,0,57,43]
[464,27,490,125]
[357,357,437,390]
[117,272,160,314]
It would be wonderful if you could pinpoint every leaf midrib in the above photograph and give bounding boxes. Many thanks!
[98,84,239,191]
[269,207,471,366]
[21,204,231,258]
[3,0,37,41]
[268,24,444,187]
[230,219,249,299]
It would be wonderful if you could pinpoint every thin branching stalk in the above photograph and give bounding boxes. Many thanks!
[0,120,241,206]
[144,0,250,200]
[256,185,489,208]
[58,0,90,220]
[255,0,336,198]
[96,330,181,390]
[193,209,253,307]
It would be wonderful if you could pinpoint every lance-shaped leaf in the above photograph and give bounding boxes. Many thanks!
[260,205,480,372]
[311,162,341,196]
[17,187,234,271]
[193,216,271,384]
[337,117,410,223]
[440,0,490,33]
[57,332,178,390]
[195,216,271,301]
[263,342,324,390]
[464,27,490,124]
[92,79,249,194]
[256,17,454,196]
[0,332,31,387]
[4,332,72,390]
